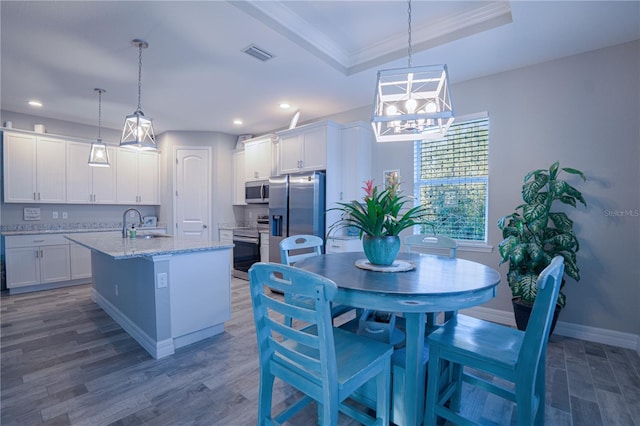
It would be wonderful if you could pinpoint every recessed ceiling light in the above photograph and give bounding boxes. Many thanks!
[280,103,291,109]
[233,119,243,125]
[28,100,43,107]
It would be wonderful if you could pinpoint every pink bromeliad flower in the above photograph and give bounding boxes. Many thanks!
[362,179,375,199]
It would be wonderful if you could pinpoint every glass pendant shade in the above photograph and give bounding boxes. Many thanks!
[120,110,156,150]
[372,64,454,143]
[88,140,110,167]
[120,39,156,151]
[89,88,110,167]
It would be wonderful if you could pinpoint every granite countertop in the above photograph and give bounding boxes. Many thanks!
[66,232,233,260]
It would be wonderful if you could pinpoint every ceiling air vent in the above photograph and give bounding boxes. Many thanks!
[242,44,274,62]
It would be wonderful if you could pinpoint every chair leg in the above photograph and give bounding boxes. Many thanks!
[450,362,463,412]
[425,347,441,426]
[376,358,391,425]
[258,370,275,426]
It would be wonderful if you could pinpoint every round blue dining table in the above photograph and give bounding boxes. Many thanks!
[295,251,501,426]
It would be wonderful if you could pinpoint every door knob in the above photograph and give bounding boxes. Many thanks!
[203,224,208,229]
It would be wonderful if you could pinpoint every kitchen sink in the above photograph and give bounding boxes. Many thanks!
[137,234,171,239]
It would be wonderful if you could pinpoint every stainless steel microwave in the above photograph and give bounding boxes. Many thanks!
[245,180,269,204]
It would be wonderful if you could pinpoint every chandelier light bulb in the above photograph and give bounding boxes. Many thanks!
[425,101,438,113]
[406,98,418,114]
[387,105,398,115]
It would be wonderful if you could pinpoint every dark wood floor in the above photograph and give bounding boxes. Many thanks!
[1,278,638,425]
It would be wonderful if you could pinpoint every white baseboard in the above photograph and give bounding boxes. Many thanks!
[461,306,640,352]
[91,289,175,359]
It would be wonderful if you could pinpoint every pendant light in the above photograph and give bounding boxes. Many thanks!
[371,0,454,143]
[120,39,156,150]
[88,88,110,167]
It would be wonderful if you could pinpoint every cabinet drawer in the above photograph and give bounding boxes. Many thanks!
[219,230,233,241]
[5,234,69,248]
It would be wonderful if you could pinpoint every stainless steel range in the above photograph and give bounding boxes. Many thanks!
[232,227,259,280]
[231,216,269,280]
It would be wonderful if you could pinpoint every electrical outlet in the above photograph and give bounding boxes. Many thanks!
[62,212,68,219]
[157,272,168,289]
[52,211,58,219]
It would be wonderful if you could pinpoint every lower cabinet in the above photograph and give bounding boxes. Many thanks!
[326,237,363,253]
[5,234,71,289]
[260,231,269,262]
[4,233,95,293]
[219,229,234,273]
[69,242,92,280]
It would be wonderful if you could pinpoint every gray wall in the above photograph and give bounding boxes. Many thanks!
[321,40,640,336]
[156,131,237,240]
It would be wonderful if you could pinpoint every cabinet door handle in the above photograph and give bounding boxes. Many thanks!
[40,249,43,257]
[37,192,41,201]
[35,249,39,259]
[33,192,37,200]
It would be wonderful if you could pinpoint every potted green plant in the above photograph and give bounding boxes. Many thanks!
[497,161,586,331]
[329,176,431,266]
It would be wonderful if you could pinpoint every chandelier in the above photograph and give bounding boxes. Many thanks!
[120,39,156,150]
[371,0,454,142]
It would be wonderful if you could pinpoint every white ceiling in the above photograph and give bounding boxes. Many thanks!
[1,1,639,137]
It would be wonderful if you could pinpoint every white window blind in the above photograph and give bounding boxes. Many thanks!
[414,116,489,242]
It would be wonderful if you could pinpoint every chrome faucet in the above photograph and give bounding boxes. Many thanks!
[122,208,143,238]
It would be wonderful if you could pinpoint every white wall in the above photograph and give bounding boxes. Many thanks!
[320,41,640,337]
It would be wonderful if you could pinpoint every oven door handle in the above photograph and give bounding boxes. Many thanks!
[233,236,260,244]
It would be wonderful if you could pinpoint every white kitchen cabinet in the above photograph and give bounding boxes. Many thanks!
[276,121,340,175]
[116,149,160,205]
[340,122,373,203]
[69,242,92,280]
[5,234,71,289]
[232,150,246,205]
[326,237,363,253]
[67,141,117,204]
[244,135,276,181]
[260,231,269,262]
[219,229,234,273]
[3,131,66,203]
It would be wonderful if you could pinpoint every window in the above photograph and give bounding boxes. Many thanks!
[414,115,489,242]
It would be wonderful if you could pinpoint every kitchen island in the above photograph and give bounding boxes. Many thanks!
[66,232,233,359]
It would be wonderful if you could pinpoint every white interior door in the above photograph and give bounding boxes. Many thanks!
[175,148,211,240]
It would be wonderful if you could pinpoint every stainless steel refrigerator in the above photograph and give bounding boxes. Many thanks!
[269,171,326,263]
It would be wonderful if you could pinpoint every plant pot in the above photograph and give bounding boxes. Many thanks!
[362,235,401,266]
[512,298,561,335]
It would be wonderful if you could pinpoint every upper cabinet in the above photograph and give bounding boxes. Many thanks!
[244,134,277,181]
[67,141,117,204]
[339,122,373,203]
[276,121,340,175]
[3,131,66,203]
[116,149,160,205]
[232,150,246,205]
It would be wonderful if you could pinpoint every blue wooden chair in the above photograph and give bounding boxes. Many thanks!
[405,233,459,326]
[280,235,353,325]
[248,262,393,425]
[404,234,458,258]
[424,256,565,426]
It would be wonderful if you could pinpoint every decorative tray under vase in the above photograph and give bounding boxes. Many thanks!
[355,259,416,272]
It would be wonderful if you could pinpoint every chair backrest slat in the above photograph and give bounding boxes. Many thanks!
[404,234,457,258]
[249,262,338,387]
[280,235,324,265]
[517,256,564,381]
